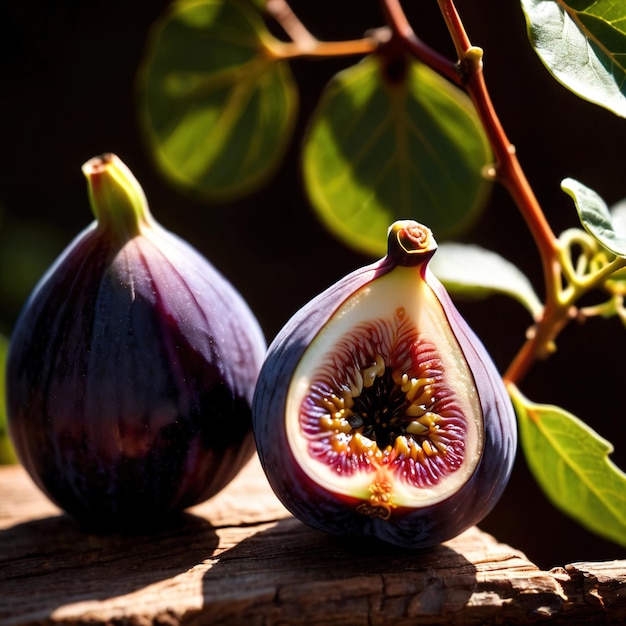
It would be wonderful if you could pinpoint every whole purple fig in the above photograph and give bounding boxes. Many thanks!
[253,221,516,549]
[6,153,266,528]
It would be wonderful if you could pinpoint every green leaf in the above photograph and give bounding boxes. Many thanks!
[562,177,626,257]
[521,0,626,118]
[138,0,298,199]
[0,334,17,464]
[610,197,626,237]
[510,385,626,547]
[430,243,543,318]
[302,54,492,258]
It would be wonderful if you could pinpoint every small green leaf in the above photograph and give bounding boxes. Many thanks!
[562,177,626,257]
[0,334,17,464]
[430,243,543,318]
[510,385,626,547]
[521,0,626,117]
[302,54,492,258]
[138,0,298,199]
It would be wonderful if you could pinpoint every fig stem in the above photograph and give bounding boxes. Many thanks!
[82,153,154,240]
[387,221,437,267]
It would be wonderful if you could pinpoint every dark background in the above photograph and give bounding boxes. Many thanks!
[1,0,625,569]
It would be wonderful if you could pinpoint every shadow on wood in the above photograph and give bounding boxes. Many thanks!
[198,515,477,624]
[0,512,219,625]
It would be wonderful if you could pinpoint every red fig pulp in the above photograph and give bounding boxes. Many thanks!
[252,221,516,548]
[6,154,266,528]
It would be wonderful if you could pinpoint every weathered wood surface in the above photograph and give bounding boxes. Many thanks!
[1,457,625,625]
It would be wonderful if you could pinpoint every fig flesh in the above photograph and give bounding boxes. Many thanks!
[6,154,266,529]
[253,221,516,548]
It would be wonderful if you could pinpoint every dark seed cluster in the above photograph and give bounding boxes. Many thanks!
[350,367,414,448]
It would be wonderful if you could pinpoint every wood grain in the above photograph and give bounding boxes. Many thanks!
[1,457,625,625]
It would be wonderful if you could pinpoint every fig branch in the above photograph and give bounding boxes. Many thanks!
[381,0,562,385]
[384,0,626,386]
[434,0,572,387]
[430,2,626,385]
[265,0,377,59]
[380,0,459,85]
[266,0,622,386]
[435,0,626,388]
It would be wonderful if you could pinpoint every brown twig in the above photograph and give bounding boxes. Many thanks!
[265,0,377,59]
[382,0,460,86]
[435,0,566,385]
[383,0,565,385]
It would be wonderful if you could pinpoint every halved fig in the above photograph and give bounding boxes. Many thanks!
[253,221,516,548]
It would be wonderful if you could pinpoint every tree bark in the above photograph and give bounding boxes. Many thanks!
[1,457,624,625]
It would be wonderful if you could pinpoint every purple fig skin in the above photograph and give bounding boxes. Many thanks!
[252,221,516,549]
[6,154,266,529]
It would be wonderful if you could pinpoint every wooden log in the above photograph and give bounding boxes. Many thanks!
[1,457,625,625]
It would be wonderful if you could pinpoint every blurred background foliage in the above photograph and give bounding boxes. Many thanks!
[0,0,625,569]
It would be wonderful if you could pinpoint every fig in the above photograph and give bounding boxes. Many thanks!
[6,153,266,528]
[253,221,516,548]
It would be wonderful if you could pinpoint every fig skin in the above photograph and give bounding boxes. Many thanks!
[252,221,516,549]
[6,154,266,529]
